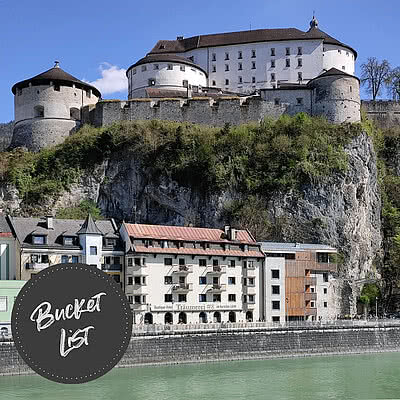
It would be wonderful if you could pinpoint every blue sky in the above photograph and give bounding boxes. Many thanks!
[1,0,399,123]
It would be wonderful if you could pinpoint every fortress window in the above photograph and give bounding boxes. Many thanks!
[274,98,280,105]
[70,107,80,120]
[180,65,185,71]
[225,52,229,60]
[182,80,188,87]
[238,51,242,59]
[148,79,156,86]
[34,105,44,118]
[212,65,216,73]
[342,66,346,70]
[153,64,159,70]
[297,47,302,55]
[271,73,276,82]
[225,79,229,86]
[54,84,60,92]
[251,61,256,69]
[212,53,216,61]
[324,288,328,294]
[141,65,147,72]
[346,52,349,56]
[271,60,275,68]
[159,44,165,49]
[338,49,341,54]
[324,302,328,308]
[238,62,242,70]
[167,64,173,70]
[251,50,256,58]
[86,89,91,98]
[298,58,302,67]
[296,98,303,105]
[212,80,216,86]
[252,77,256,84]
[286,47,290,56]
[132,68,136,75]
[286,59,290,68]
[238,76,242,84]
[350,86,352,93]
[189,56,194,62]
[271,48,275,56]
[298,72,303,81]
[225,64,229,71]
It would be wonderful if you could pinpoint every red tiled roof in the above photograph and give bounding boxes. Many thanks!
[124,223,256,243]
[0,232,12,237]
[133,245,264,258]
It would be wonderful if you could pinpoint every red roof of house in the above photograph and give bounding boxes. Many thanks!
[124,223,256,243]
[133,245,263,258]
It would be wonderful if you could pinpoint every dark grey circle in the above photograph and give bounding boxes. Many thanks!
[11,263,133,384]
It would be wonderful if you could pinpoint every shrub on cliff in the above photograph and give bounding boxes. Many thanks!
[2,114,362,205]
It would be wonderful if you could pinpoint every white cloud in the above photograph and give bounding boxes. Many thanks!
[87,63,128,96]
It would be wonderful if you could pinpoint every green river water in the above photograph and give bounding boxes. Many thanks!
[1,353,400,400]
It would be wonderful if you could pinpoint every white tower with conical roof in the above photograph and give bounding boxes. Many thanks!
[11,62,101,151]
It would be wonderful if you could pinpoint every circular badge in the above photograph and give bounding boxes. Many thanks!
[12,263,133,384]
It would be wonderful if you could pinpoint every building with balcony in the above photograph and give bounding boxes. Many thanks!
[119,223,264,324]
[7,215,124,285]
[260,242,337,322]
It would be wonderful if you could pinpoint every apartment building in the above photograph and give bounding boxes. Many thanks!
[120,223,264,324]
[8,215,124,285]
[260,242,337,322]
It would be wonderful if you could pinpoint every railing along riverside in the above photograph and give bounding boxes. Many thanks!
[129,319,400,335]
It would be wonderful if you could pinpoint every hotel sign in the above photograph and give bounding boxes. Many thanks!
[151,304,240,312]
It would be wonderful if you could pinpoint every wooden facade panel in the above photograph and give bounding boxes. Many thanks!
[296,251,312,261]
[314,262,337,272]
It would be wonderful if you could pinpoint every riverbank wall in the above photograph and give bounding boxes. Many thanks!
[1,322,400,376]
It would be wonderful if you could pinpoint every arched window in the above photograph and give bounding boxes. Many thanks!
[34,105,44,118]
[164,312,173,324]
[228,311,236,323]
[178,312,187,324]
[246,311,253,322]
[70,107,80,120]
[213,311,221,323]
[199,312,207,323]
[144,313,153,324]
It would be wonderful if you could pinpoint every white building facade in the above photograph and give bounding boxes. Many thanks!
[120,223,264,324]
[128,16,356,96]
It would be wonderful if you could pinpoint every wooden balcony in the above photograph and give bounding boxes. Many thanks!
[304,277,317,285]
[305,308,317,316]
[304,292,317,301]
[315,262,337,272]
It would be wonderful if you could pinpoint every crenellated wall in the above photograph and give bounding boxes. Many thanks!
[362,101,400,128]
[90,97,288,127]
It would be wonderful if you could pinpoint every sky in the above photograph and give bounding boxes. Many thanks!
[1,0,399,123]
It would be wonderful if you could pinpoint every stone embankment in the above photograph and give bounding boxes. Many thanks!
[1,321,400,376]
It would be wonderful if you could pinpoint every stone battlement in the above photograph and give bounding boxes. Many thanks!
[362,100,400,128]
[88,97,291,128]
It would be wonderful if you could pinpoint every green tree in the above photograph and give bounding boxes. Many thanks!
[56,200,103,220]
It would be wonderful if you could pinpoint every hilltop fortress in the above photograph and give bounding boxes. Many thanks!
[10,16,367,152]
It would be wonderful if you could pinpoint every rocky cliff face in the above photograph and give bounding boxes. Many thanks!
[0,132,382,315]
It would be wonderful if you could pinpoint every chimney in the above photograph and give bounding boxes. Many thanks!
[230,227,237,241]
[177,36,184,40]
[224,225,230,238]
[46,215,54,230]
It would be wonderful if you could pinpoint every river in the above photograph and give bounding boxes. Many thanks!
[1,353,399,399]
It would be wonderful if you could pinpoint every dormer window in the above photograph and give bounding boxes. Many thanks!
[63,236,74,246]
[106,238,116,246]
[32,235,46,245]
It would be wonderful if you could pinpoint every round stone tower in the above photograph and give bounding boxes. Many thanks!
[11,62,101,151]
[308,68,361,123]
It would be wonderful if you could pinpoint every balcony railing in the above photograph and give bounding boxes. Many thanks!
[315,262,337,272]
[304,277,317,286]
[131,303,150,311]
[172,265,193,274]
[244,286,257,295]
[26,262,50,270]
[101,263,122,272]
[206,266,227,275]
[172,283,193,292]
[304,292,317,301]
[129,285,148,295]
[207,284,227,292]
[305,308,317,316]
